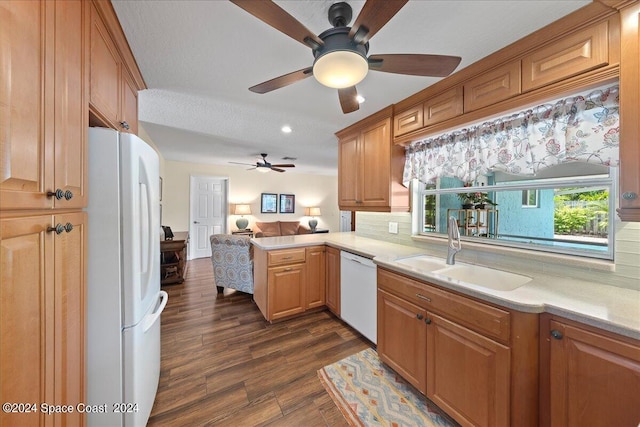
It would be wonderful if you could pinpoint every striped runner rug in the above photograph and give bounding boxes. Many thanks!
[318,348,458,427]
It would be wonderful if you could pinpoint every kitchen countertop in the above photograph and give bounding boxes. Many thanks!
[251,232,640,340]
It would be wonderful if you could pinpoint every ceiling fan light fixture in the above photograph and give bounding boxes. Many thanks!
[256,166,270,173]
[313,50,368,89]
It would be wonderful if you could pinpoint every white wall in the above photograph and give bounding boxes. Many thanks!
[162,160,339,233]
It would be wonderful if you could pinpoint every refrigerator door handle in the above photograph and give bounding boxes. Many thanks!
[142,291,168,333]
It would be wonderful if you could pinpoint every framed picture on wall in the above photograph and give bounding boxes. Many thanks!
[261,193,277,213]
[279,194,295,213]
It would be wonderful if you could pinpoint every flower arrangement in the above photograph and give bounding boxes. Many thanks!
[457,184,497,208]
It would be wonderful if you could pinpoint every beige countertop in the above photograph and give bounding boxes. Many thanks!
[251,232,640,340]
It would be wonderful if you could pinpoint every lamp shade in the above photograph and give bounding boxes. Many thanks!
[307,207,321,217]
[234,204,252,215]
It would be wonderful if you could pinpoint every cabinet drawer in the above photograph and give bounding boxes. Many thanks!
[522,21,609,92]
[394,105,423,137]
[378,268,510,343]
[463,61,521,112]
[424,86,463,126]
[267,248,306,266]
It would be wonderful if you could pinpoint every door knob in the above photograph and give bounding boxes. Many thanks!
[550,329,563,340]
[424,317,432,325]
[47,189,65,200]
[64,223,73,233]
[416,313,424,320]
[47,224,64,234]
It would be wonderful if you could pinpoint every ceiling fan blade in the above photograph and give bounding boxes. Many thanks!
[269,163,295,168]
[270,167,286,173]
[249,67,313,94]
[229,161,258,166]
[349,0,408,44]
[230,0,323,49]
[368,54,462,77]
[338,86,359,114]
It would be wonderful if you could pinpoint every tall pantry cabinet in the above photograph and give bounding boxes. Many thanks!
[0,1,88,426]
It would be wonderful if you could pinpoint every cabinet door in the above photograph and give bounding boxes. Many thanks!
[53,0,88,209]
[618,2,640,219]
[121,69,138,134]
[463,61,521,112]
[53,212,86,427]
[89,2,120,126]
[338,133,360,208]
[305,246,325,309]
[377,289,427,394]
[548,320,640,427]
[360,118,391,207]
[393,104,423,137]
[268,264,306,321]
[0,1,53,210]
[325,246,340,315]
[1,215,54,427]
[426,312,510,427]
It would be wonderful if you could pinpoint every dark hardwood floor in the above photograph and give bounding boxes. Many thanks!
[149,258,371,426]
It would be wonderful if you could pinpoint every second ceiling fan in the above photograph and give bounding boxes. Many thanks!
[230,0,462,114]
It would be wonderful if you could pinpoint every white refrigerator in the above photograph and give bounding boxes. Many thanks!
[86,127,168,427]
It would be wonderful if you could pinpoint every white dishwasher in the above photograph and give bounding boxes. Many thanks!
[340,251,377,344]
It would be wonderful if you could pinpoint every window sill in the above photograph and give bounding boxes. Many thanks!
[411,234,616,273]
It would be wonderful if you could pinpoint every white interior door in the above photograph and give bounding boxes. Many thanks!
[189,176,227,259]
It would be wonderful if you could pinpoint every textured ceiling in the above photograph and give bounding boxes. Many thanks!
[112,0,590,175]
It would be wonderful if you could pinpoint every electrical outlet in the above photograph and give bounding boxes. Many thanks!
[388,222,398,234]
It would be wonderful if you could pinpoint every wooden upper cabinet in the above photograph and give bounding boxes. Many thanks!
[89,0,143,134]
[546,319,640,427]
[0,1,51,210]
[424,86,463,126]
[0,0,87,210]
[522,21,610,92]
[464,61,521,112]
[618,2,640,220]
[393,104,423,137]
[90,1,121,126]
[337,107,409,212]
[121,70,139,134]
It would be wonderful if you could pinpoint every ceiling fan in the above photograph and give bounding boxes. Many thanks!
[229,153,295,173]
[230,0,462,114]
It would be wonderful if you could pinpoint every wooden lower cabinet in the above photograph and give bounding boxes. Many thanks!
[377,289,427,393]
[305,246,325,309]
[377,267,538,427]
[325,246,340,315]
[427,312,510,427]
[541,316,640,427]
[267,264,306,321]
[0,212,86,427]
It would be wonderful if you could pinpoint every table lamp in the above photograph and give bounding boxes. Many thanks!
[307,207,321,231]
[234,204,251,230]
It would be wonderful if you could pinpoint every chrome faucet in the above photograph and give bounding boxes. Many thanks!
[447,216,462,265]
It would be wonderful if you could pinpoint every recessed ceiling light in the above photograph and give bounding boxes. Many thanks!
[356,95,365,104]
[281,125,292,133]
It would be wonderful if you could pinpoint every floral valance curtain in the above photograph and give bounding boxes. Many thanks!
[403,84,620,185]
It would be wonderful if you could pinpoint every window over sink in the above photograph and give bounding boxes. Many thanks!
[414,162,616,260]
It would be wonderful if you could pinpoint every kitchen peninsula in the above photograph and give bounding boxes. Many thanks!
[251,232,640,426]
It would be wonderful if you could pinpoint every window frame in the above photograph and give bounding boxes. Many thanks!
[416,170,617,260]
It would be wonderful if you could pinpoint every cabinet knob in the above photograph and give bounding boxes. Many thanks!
[550,329,563,340]
[424,317,432,325]
[622,192,638,200]
[47,189,65,200]
[416,313,424,320]
[64,190,73,200]
[193,221,200,224]
[120,121,130,130]
[64,223,73,233]
[47,224,64,235]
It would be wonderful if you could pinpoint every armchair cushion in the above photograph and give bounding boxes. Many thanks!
[210,234,253,294]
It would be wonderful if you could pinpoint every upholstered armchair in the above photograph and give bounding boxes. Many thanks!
[210,234,254,294]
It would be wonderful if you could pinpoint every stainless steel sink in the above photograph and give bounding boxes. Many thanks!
[395,255,531,291]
